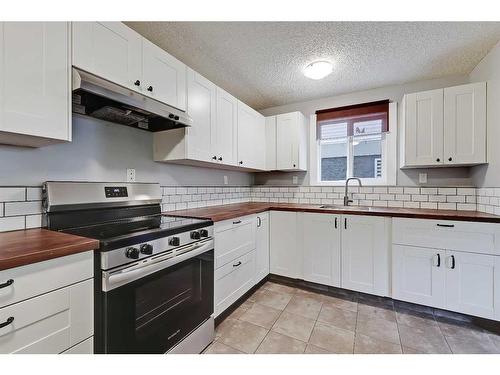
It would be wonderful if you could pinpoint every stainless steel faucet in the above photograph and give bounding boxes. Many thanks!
[344,177,362,206]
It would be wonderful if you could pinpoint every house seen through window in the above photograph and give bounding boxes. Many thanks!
[316,100,389,183]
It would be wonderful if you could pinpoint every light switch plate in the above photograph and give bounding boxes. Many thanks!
[127,168,136,182]
[419,173,427,184]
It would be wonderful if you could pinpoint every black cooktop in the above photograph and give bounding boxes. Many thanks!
[61,215,212,251]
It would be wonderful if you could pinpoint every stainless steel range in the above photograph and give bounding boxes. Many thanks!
[43,181,214,354]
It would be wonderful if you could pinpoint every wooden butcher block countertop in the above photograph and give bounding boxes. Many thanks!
[164,202,500,223]
[0,228,99,271]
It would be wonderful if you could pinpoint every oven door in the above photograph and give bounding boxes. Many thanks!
[100,239,214,354]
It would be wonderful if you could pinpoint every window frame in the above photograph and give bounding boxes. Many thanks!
[310,102,397,186]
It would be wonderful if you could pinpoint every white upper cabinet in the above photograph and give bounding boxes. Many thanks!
[341,215,390,296]
[73,22,187,111]
[401,88,444,167]
[274,112,308,171]
[401,82,487,168]
[301,213,341,287]
[141,39,186,111]
[215,88,238,165]
[443,82,486,165]
[0,22,71,147]
[265,116,277,170]
[72,22,142,93]
[237,100,266,170]
[185,68,217,162]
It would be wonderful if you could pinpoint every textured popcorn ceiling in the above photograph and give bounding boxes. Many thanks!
[125,22,500,110]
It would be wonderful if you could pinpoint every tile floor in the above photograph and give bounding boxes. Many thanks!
[204,281,500,354]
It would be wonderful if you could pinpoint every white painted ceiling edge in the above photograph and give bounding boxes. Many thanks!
[125,21,500,110]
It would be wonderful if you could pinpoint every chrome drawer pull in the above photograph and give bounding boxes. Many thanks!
[0,279,14,289]
[437,224,455,228]
[0,317,14,329]
[233,220,242,225]
[233,261,242,267]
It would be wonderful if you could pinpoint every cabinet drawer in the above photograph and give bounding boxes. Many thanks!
[0,279,93,354]
[62,336,94,354]
[214,215,256,268]
[0,251,93,309]
[393,218,500,255]
[214,250,255,316]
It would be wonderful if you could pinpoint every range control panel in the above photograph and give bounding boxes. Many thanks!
[105,186,128,198]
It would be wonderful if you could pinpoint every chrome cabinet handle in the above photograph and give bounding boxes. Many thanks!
[436,254,441,267]
[233,261,242,267]
[334,217,338,229]
[0,317,14,329]
[257,217,261,227]
[233,220,242,225]
[344,218,347,230]
[451,255,456,269]
[437,224,455,228]
[0,279,14,289]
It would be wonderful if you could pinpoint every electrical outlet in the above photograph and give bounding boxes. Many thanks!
[292,176,298,184]
[419,173,427,184]
[223,175,228,185]
[127,168,136,182]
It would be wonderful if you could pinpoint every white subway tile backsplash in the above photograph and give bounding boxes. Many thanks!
[0,216,25,232]
[0,187,25,202]
[26,187,42,201]
[4,201,42,216]
[25,214,42,229]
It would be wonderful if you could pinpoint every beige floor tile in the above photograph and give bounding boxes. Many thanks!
[284,295,323,319]
[255,331,307,354]
[263,281,296,295]
[357,303,396,323]
[437,318,499,353]
[309,322,355,353]
[228,301,254,320]
[398,323,451,354]
[304,344,332,354]
[354,333,402,354]
[402,346,425,354]
[396,309,438,330]
[294,288,325,301]
[489,333,500,350]
[203,341,244,354]
[215,318,237,340]
[394,300,434,315]
[322,295,358,312]
[247,289,267,303]
[436,317,485,338]
[219,320,268,353]
[239,303,282,329]
[255,290,293,310]
[272,311,316,342]
[318,304,357,332]
[356,314,400,344]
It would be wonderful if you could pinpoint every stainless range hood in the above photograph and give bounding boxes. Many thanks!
[72,68,192,131]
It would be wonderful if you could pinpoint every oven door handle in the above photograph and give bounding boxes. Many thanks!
[103,239,213,292]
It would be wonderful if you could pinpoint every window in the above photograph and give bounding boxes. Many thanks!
[316,100,390,184]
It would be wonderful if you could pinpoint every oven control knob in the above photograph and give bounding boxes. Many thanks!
[199,229,209,238]
[125,247,140,259]
[169,236,180,246]
[190,231,201,240]
[140,243,153,255]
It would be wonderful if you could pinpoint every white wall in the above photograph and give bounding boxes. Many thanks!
[470,40,500,188]
[257,74,474,187]
[0,116,253,186]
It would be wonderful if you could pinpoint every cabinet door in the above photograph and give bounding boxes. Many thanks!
[276,112,299,169]
[404,89,444,166]
[255,213,270,283]
[302,213,341,287]
[265,116,277,170]
[392,245,446,308]
[72,22,142,92]
[0,22,70,142]
[185,68,217,163]
[341,215,389,296]
[445,250,500,320]
[142,39,187,111]
[237,101,265,169]
[215,88,237,165]
[270,211,301,279]
[444,82,486,165]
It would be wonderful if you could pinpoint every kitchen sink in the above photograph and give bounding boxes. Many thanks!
[319,205,373,211]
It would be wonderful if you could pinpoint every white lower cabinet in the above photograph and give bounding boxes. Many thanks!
[255,212,270,283]
[302,213,341,287]
[62,337,94,354]
[341,215,390,296]
[270,211,302,279]
[0,251,94,354]
[445,251,500,320]
[392,245,446,308]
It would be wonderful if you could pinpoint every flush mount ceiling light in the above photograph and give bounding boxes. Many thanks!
[303,61,333,80]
